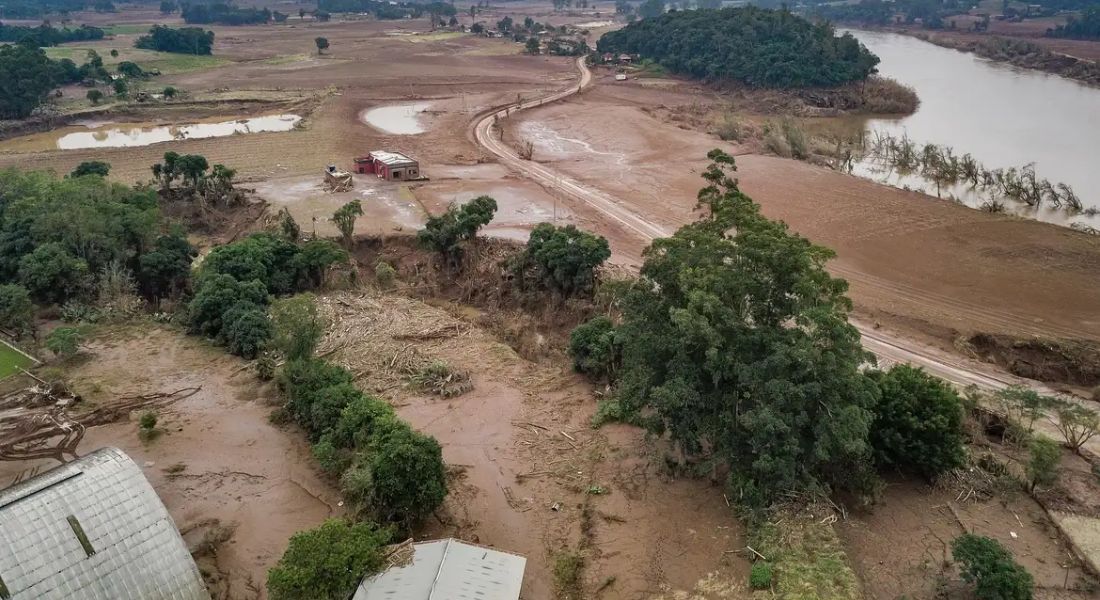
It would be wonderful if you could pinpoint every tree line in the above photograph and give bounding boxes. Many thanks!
[316,0,455,19]
[1048,5,1100,40]
[596,7,880,88]
[0,22,104,46]
[181,2,271,25]
[134,25,214,55]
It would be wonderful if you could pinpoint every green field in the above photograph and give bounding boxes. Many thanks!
[0,341,34,380]
[45,46,230,75]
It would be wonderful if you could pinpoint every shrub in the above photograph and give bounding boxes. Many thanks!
[1049,401,1100,454]
[46,326,83,357]
[86,89,104,105]
[517,223,611,297]
[70,161,110,178]
[323,393,398,450]
[749,562,773,590]
[568,316,619,382]
[18,243,90,305]
[342,424,447,525]
[951,534,1034,600]
[304,383,362,441]
[139,410,158,430]
[221,303,273,358]
[188,274,269,337]
[868,365,966,479]
[374,261,396,289]
[271,294,326,361]
[1027,435,1061,490]
[279,358,355,425]
[266,519,391,600]
[163,86,177,98]
[331,199,362,247]
[0,284,34,336]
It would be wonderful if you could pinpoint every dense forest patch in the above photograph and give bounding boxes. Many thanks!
[596,7,879,88]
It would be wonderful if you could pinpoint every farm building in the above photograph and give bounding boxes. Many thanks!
[0,447,209,600]
[353,150,420,181]
[353,538,526,600]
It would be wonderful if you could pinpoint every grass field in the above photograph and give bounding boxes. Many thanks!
[45,46,230,75]
[0,341,34,380]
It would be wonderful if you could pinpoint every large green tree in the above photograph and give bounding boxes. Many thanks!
[267,519,392,600]
[608,150,879,506]
[0,43,59,119]
[417,196,497,270]
[516,223,610,297]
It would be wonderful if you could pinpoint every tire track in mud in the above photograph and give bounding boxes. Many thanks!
[470,56,1080,401]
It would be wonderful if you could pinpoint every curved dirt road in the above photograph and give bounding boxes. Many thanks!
[472,57,1064,399]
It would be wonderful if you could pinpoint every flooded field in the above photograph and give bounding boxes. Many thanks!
[0,114,301,152]
[360,102,431,134]
[847,29,1100,224]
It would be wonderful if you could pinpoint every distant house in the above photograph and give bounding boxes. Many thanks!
[353,150,421,181]
[353,538,526,600]
[0,448,209,600]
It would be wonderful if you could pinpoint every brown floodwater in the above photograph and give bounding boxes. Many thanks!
[846,29,1100,226]
[0,114,301,152]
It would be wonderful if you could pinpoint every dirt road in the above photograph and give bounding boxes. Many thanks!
[473,57,1076,403]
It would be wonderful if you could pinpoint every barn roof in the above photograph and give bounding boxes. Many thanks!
[352,538,526,600]
[0,447,209,600]
[368,150,418,166]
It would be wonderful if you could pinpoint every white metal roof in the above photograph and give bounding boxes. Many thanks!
[369,150,418,166]
[353,539,526,600]
[0,447,209,600]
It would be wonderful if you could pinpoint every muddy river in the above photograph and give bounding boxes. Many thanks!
[847,29,1100,224]
[0,114,301,152]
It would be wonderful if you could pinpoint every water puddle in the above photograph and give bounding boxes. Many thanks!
[360,102,431,135]
[0,114,302,152]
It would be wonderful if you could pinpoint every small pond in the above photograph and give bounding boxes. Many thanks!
[360,102,431,135]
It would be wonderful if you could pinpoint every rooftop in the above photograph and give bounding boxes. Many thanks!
[368,150,418,166]
[352,538,526,600]
[0,447,209,600]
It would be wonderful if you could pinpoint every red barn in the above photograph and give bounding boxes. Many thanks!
[352,150,420,181]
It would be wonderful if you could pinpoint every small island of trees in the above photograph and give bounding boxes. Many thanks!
[596,6,880,88]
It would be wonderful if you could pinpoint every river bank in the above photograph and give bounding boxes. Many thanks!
[849,25,1100,86]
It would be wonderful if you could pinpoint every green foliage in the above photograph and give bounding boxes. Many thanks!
[1048,5,1100,40]
[0,284,34,336]
[46,326,83,357]
[314,36,330,54]
[749,562,773,590]
[596,7,879,88]
[553,551,585,599]
[266,519,391,600]
[112,78,127,96]
[344,423,448,525]
[303,383,363,441]
[182,3,270,25]
[1027,435,1061,490]
[331,200,362,246]
[70,161,110,178]
[516,223,610,297]
[0,43,59,119]
[951,534,1034,600]
[270,294,326,361]
[1050,401,1100,453]
[279,358,355,426]
[137,233,196,301]
[221,303,273,358]
[568,316,619,382]
[139,410,157,430]
[116,61,146,79]
[417,196,497,269]
[0,22,104,46]
[277,207,300,242]
[199,233,342,295]
[868,365,966,479]
[86,89,104,105]
[995,386,1054,439]
[135,25,215,55]
[187,273,269,338]
[607,150,879,507]
[163,86,178,99]
[525,36,540,54]
[18,243,90,305]
[374,261,396,289]
[324,393,398,450]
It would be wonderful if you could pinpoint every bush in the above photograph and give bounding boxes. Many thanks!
[86,89,104,105]
[46,326,83,357]
[18,243,90,305]
[70,161,110,178]
[342,424,447,525]
[868,365,966,479]
[221,303,273,359]
[279,358,355,425]
[187,274,269,338]
[266,519,391,600]
[749,562,773,590]
[134,25,214,54]
[303,383,362,441]
[517,223,610,297]
[323,393,398,450]
[271,294,326,361]
[951,534,1034,600]
[568,316,619,382]
[374,261,396,289]
[1027,436,1061,490]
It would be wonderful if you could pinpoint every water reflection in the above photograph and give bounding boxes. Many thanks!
[55,114,302,150]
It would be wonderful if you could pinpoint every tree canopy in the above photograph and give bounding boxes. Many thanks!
[596,6,880,87]
[603,150,879,506]
[182,2,271,25]
[417,196,497,269]
[1048,6,1100,40]
[134,25,215,55]
[0,43,59,119]
[266,519,392,600]
[514,223,610,297]
[0,22,104,46]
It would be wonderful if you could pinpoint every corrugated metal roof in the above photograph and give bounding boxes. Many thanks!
[353,539,526,600]
[369,150,418,166]
[0,447,210,600]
